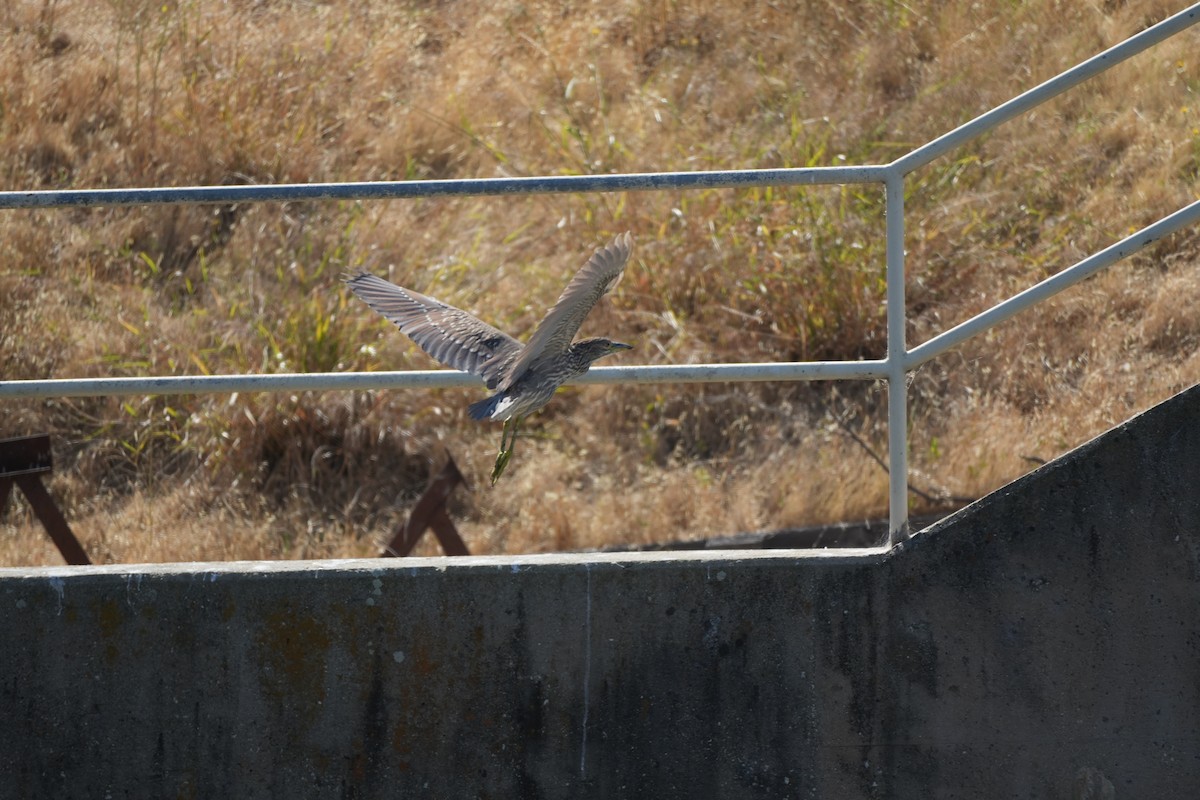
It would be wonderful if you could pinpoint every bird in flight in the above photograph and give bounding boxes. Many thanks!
[346,232,633,484]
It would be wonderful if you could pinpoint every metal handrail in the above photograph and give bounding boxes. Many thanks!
[0,361,891,399]
[908,199,1200,368]
[894,4,1200,174]
[3,3,1198,547]
[0,166,888,209]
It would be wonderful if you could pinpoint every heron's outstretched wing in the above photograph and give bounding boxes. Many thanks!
[345,273,522,390]
[499,232,633,390]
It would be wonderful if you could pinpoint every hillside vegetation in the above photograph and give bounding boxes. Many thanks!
[2,0,1198,564]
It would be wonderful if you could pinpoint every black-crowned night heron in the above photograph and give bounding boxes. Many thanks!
[346,232,633,483]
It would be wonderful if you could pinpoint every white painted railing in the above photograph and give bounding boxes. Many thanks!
[3,3,1199,546]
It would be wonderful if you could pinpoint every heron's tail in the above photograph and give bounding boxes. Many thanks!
[468,394,502,421]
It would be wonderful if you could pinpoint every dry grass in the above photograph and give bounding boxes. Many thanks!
[2,0,1198,565]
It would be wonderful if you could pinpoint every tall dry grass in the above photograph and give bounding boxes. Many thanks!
[1,0,1198,565]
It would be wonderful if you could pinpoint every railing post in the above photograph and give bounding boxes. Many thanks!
[885,171,909,545]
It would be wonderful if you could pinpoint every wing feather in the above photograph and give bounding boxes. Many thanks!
[345,273,522,389]
[499,232,632,390]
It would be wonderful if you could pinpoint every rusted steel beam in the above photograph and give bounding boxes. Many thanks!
[380,455,468,557]
[0,434,91,566]
[427,506,469,557]
[15,476,91,565]
[0,434,53,477]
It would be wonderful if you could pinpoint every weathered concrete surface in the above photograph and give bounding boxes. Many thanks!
[2,383,1199,799]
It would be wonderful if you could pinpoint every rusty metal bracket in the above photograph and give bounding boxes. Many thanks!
[380,454,469,557]
[0,434,91,565]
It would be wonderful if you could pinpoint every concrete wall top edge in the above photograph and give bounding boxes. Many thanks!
[905,381,1200,549]
[0,545,890,581]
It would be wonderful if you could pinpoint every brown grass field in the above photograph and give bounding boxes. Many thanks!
[2,0,1198,565]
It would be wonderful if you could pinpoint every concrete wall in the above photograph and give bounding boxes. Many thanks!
[2,383,1199,798]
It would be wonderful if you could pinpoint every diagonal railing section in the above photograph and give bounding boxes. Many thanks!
[2,3,1198,548]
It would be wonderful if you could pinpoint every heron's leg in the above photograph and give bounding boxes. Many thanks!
[507,417,522,454]
[499,418,514,453]
[490,417,522,485]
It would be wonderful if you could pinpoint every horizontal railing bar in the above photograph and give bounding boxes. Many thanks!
[0,166,890,210]
[892,3,1200,175]
[907,198,1200,368]
[574,361,888,384]
[0,361,888,400]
